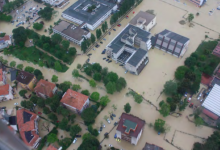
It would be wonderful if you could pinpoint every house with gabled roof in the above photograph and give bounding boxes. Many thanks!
[47,144,62,150]
[60,89,89,114]
[116,113,145,145]
[16,71,37,91]
[34,79,57,99]
[0,84,13,102]
[0,35,11,50]
[17,108,41,148]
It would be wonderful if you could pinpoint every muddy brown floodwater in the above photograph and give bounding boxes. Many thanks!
[1,0,220,149]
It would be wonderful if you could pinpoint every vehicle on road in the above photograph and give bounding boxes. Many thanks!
[103,38,106,41]
[100,41,103,44]
[14,103,18,106]
[187,96,192,102]
[109,32,111,35]
[117,24,121,27]
[75,135,81,138]
[73,138,77,144]
[189,103,194,108]
[106,59,109,61]
[125,70,128,74]
[107,118,111,124]
[113,29,116,31]
[103,58,106,60]
[95,44,100,48]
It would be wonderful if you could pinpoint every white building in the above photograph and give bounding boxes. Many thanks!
[62,0,118,30]
[129,11,156,32]
[116,113,145,145]
[0,84,13,102]
[42,0,65,6]
[189,0,207,7]
[53,20,91,46]
[60,89,89,114]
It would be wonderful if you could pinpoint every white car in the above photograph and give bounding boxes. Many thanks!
[73,138,77,144]
[102,124,106,128]
[200,99,203,102]
[14,103,18,106]
[109,144,113,147]
[107,118,111,124]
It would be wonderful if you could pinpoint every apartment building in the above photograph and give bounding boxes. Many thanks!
[53,20,91,46]
[106,24,151,75]
[62,0,117,30]
[155,29,190,57]
[116,113,145,145]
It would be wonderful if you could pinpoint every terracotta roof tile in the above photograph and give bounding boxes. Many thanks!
[16,108,39,147]
[34,79,56,98]
[60,89,88,111]
[47,144,58,150]
[0,69,3,81]
[116,113,145,138]
[0,84,9,96]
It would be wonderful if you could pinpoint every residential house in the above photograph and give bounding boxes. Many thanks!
[0,68,7,86]
[53,20,91,46]
[47,144,62,150]
[34,79,57,99]
[129,11,156,32]
[116,113,145,145]
[189,0,206,7]
[0,84,13,102]
[106,24,151,75]
[142,142,164,150]
[60,89,89,114]
[0,35,11,50]
[17,108,41,148]
[16,71,37,91]
[212,41,220,58]
[155,29,190,57]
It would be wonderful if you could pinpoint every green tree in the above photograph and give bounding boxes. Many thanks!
[72,69,79,78]
[106,82,116,94]
[54,61,62,72]
[59,81,72,92]
[81,107,96,125]
[159,103,170,117]
[48,113,58,122]
[51,33,62,44]
[101,23,106,33]
[19,90,27,97]
[187,13,194,22]
[59,138,72,150]
[90,92,100,101]
[93,73,102,81]
[154,119,166,133]
[59,118,68,130]
[61,108,69,116]
[163,80,177,95]
[84,66,92,76]
[51,75,58,83]
[96,29,102,39]
[82,133,93,141]
[116,77,126,92]
[37,98,45,108]
[185,56,197,68]
[134,94,143,104]
[33,22,43,30]
[124,103,131,113]
[38,6,54,21]
[100,96,110,107]
[77,64,82,69]
[34,69,44,80]
[68,114,76,123]
[21,100,34,109]
[12,26,27,46]
[69,47,77,56]
[81,90,90,96]
[78,135,100,150]
[88,125,99,136]
[195,117,204,127]
[24,66,35,73]
[72,84,81,91]
[70,124,82,137]
[92,63,102,72]
[101,67,108,77]
[10,61,16,67]
[175,66,189,81]
[47,133,58,143]
[91,33,96,44]
[30,95,39,104]
[89,79,96,87]
[178,98,188,111]
[17,64,24,70]
[43,107,51,114]
[61,40,70,50]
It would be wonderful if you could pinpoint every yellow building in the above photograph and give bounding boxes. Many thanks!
[16,71,37,91]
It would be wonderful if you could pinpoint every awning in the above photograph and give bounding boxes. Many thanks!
[203,109,219,120]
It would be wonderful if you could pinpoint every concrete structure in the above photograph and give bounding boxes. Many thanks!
[142,142,164,150]
[62,0,117,30]
[202,84,220,120]
[42,0,65,6]
[53,20,91,46]
[0,35,11,50]
[60,89,89,114]
[17,108,41,148]
[16,71,37,91]
[212,41,220,58]
[0,84,13,102]
[107,24,151,75]
[129,11,156,32]
[34,79,57,99]
[155,29,190,57]
[116,113,145,145]
[0,68,7,86]
[189,0,206,7]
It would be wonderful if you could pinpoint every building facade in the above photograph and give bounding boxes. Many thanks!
[106,24,151,75]
[0,84,13,102]
[16,71,37,91]
[129,11,156,32]
[53,20,91,46]
[189,0,206,7]
[60,89,89,114]
[155,29,190,57]
[34,79,57,99]
[116,113,145,145]
[212,41,220,58]
[62,0,117,30]
[42,0,65,6]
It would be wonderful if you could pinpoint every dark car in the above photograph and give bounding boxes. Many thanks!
[87,53,92,56]
[109,32,111,35]
[103,58,106,60]
[101,49,106,54]
[100,41,103,44]
[95,44,100,48]
[107,56,110,58]
[119,64,123,66]
[106,59,109,61]
[113,29,116,31]
[75,135,81,138]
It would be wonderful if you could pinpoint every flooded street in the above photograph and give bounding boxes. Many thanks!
[1,0,220,149]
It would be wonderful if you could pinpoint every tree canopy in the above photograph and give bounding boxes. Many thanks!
[51,75,58,83]
[78,135,100,150]
[100,96,110,107]
[81,90,90,96]
[12,26,27,46]
[70,124,82,137]
[90,92,100,101]
[47,133,58,143]
[24,66,35,73]
[89,79,96,87]
[154,119,166,133]
[81,107,96,125]
[33,22,43,30]
[159,103,170,117]
[124,103,131,113]
[38,6,54,21]
[163,80,177,95]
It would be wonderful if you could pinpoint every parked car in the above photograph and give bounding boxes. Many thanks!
[117,24,121,27]
[73,138,77,144]
[189,103,194,108]
[103,38,106,41]
[106,59,109,61]
[113,29,116,31]
[112,114,116,117]
[103,58,106,60]
[87,53,92,56]
[75,135,81,138]
[184,92,187,97]
[125,70,128,74]
[187,96,192,102]
[95,44,100,48]
[100,41,103,44]
[102,124,106,128]
[109,32,111,35]
[119,64,123,66]
[107,118,111,124]
[14,103,18,106]
[200,99,203,102]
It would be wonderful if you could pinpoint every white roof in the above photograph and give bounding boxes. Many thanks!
[202,84,220,116]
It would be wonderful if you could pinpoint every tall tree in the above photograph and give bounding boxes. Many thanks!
[100,96,110,107]
[54,61,62,72]
[81,40,87,53]
[61,40,70,50]
[47,133,58,143]
[106,82,116,94]
[10,61,16,67]
[51,75,58,83]
[59,118,68,130]
[72,69,79,78]
[159,103,170,117]
[163,80,177,95]
[38,6,54,21]
[81,90,90,96]
[91,33,96,44]
[51,33,62,44]
[68,47,77,56]
[90,92,100,101]
[70,124,82,137]
[124,103,131,113]
[89,79,96,87]
[81,108,96,125]
[154,119,166,133]
[12,26,27,46]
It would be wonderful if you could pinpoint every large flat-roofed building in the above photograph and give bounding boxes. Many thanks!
[202,84,220,120]
[129,11,156,32]
[62,0,117,30]
[189,0,206,7]
[155,29,190,57]
[106,24,151,75]
[53,20,91,46]
[42,0,65,6]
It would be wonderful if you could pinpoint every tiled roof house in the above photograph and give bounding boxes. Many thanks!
[16,71,37,91]
[0,84,13,102]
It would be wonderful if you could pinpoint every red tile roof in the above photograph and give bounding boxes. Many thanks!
[34,79,56,98]
[203,108,219,120]
[0,69,3,82]
[213,42,220,58]
[17,108,40,147]
[60,89,89,111]
[116,113,145,138]
[47,144,58,150]
[0,84,9,96]
[0,35,10,41]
